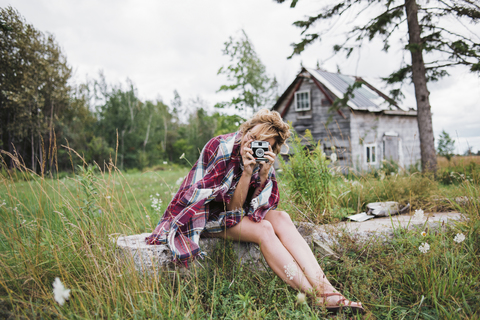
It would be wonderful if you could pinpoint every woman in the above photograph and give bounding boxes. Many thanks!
[146,109,364,314]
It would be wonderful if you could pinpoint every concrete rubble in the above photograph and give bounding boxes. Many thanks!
[116,212,464,274]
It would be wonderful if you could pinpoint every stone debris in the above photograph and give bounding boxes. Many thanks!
[116,211,463,275]
[116,222,339,274]
[346,212,375,222]
[347,202,410,221]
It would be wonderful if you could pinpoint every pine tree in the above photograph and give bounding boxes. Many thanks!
[275,0,480,172]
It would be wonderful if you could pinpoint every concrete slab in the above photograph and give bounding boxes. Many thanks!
[314,212,466,246]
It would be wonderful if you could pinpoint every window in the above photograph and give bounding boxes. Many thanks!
[365,144,377,164]
[295,90,311,111]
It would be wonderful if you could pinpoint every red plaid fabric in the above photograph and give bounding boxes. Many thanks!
[145,131,279,267]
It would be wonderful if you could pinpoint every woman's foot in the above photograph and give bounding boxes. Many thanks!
[315,292,365,314]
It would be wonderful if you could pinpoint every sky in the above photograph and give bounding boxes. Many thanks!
[3,0,480,153]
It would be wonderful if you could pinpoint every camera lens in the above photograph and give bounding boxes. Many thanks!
[256,149,265,157]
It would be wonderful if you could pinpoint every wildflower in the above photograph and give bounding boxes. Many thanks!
[419,242,430,254]
[22,219,26,224]
[330,153,337,163]
[52,277,70,306]
[284,262,297,280]
[421,231,427,237]
[163,161,168,165]
[179,153,185,160]
[150,194,163,213]
[413,209,424,220]
[296,292,306,304]
[146,215,150,219]
[106,196,111,199]
[453,233,465,243]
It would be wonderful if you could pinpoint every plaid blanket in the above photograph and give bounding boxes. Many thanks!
[145,131,279,267]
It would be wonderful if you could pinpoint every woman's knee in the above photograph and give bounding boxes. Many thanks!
[256,220,276,244]
[271,210,294,228]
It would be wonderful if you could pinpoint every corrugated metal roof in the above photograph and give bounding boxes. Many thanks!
[307,68,401,112]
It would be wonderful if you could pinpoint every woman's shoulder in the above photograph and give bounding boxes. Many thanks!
[202,131,239,158]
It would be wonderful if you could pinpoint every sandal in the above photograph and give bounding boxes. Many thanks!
[317,292,365,315]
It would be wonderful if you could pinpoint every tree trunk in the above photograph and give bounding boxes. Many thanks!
[143,114,153,152]
[405,0,437,173]
[31,130,35,173]
[121,129,125,170]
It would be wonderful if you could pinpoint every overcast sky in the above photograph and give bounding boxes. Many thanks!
[3,0,480,153]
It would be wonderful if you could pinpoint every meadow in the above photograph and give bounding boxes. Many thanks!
[0,153,479,319]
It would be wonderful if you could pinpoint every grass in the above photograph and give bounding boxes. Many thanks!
[0,153,479,319]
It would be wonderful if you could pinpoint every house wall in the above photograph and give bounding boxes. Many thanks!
[282,78,352,167]
[349,111,421,172]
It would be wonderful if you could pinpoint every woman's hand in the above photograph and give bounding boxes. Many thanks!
[259,144,275,182]
[240,132,257,177]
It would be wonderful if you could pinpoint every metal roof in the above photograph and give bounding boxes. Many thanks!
[307,68,404,112]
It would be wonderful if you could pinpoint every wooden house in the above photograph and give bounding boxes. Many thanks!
[272,68,421,172]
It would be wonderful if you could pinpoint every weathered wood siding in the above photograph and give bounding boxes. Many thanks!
[282,78,352,166]
[350,111,421,172]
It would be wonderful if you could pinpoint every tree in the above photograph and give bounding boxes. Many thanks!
[217,29,278,117]
[0,6,71,172]
[436,130,455,161]
[275,0,480,173]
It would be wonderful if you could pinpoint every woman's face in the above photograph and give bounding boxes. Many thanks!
[242,125,276,151]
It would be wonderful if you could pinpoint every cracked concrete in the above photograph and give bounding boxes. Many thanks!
[116,212,465,274]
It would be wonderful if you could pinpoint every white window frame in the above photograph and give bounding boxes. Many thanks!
[294,90,311,112]
[365,143,377,165]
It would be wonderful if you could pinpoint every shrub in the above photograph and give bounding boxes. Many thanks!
[278,129,334,223]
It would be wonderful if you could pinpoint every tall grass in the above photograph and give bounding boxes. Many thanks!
[1,147,479,318]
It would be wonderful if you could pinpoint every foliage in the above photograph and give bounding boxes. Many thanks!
[335,173,438,213]
[275,0,480,173]
[0,8,246,173]
[436,156,479,185]
[278,129,334,223]
[0,6,71,172]
[1,148,480,319]
[437,130,456,161]
[275,0,480,81]
[216,29,278,116]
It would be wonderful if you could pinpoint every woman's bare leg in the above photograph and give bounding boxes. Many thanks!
[216,217,314,293]
[264,210,362,308]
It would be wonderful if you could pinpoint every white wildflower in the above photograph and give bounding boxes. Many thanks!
[179,153,185,160]
[176,177,185,186]
[163,161,168,165]
[296,292,306,304]
[150,194,163,213]
[146,215,149,219]
[453,233,465,243]
[419,242,430,254]
[52,277,70,306]
[284,262,297,281]
[106,196,111,199]
[330,153,337,163]
[421,231,427,237]
[413,209,424,220]
[22,219,26,224]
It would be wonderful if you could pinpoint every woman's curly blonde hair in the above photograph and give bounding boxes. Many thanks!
[239,109,291,154]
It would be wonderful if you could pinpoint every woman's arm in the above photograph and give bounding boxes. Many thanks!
[251,145,276,199]
[226,171,252,211]
[227,132,256,211]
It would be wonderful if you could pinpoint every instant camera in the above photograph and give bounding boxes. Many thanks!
[251,140,269,162]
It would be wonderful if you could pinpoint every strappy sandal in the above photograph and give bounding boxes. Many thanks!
[318,292,365,315]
